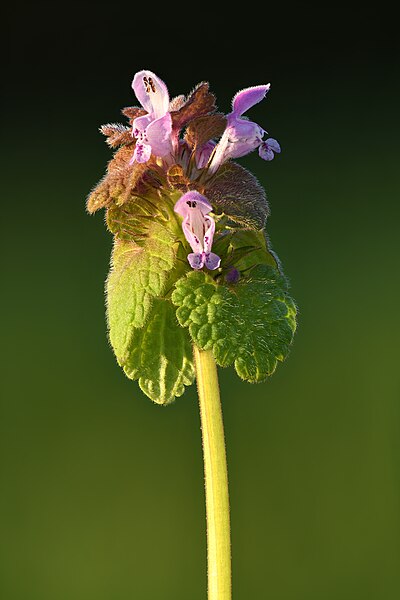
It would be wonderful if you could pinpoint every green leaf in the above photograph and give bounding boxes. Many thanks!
[106,221,176,361]
[107,195,168,242]
[171,266,297,383]
[122,299,195,405]
[213,229,279,274]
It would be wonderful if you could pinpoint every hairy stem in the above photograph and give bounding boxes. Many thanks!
[194,346,231,600]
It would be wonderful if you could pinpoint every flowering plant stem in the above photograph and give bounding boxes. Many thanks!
[194,346,231,600]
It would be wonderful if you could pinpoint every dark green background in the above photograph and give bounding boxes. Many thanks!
[2,6,399,599]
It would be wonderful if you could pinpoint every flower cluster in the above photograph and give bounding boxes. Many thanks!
[87,69,295,403]
[88,69,281,273]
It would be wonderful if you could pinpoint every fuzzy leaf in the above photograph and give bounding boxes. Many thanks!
[106,221,176,361]
[100,123,133,148]
[87,147,146,213]
[167,164,190,191]
[171,82,216,131]
[185,113,226,149]
[107,194,169,242]
[213,229,279,274]
[169,95,186,111]
[121,106,147,123]
[122,299,195,405]
[87,146,165,213]
[205,162,269,229]
[172,266,296,383]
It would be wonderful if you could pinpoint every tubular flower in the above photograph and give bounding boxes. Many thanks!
[174,191,221,271]
[130,70,174,164]
[208,85,280,173]
[195,140,216,169]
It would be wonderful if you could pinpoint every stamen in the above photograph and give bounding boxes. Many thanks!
[143,76,151,94]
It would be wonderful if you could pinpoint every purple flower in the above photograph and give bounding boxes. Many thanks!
[225,267,240,284]
[130,70,174,164]
[174,191,221,271]
[195,140,216,169]
[209,84,281,173]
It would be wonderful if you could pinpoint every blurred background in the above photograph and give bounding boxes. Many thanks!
[1,4,399,599]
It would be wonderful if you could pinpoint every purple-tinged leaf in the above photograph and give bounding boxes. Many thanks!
[170,83,217,131]
[121,106,147,123]
[86,146,164,213]
[205,162,269,229]
[169,95,186,111]
[185,113,227,149]
[166,164,190,191]
[100,123,134,148]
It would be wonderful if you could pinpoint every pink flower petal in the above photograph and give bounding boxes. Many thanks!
[130,142,152,164]
[174,191,212,218]
[187,253,205,270]
[265,137,281,153]
[196,141,216,169]
[132,114,152,135]
[204,252,221,270]
[182,220,203,254]
[203,216,215,254]
[145,113,173,157]
[232,84,270,116]
[258,144,274,161]
[226,117,264,141]
[131,70,169,118]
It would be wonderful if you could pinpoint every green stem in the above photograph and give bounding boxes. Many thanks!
[194,346,231,600]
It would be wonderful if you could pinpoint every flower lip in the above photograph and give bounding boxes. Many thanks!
[188,252,221,271]
[259,137,281,161]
